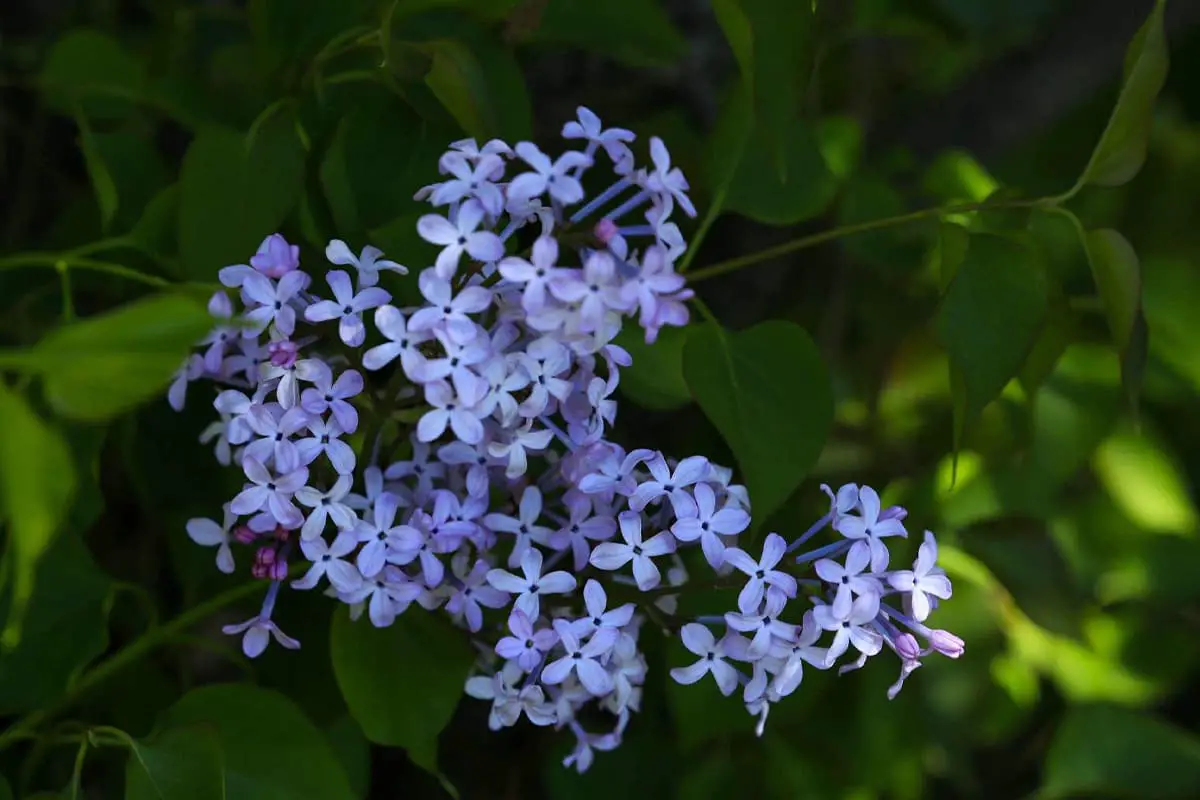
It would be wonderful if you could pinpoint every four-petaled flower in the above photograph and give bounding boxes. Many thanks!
[304,269,391,347]
[589,511,676,591]
[669,623,739,696]
[487,547,577,620]
[495,609,559,672]
[541,620,618,696]
[417,199,505,280]
[722,532,798,614]
[292,531,362,592]
[887,530,952,622]
[325,239,407,288]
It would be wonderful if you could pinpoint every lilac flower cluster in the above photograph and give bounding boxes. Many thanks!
[172,107,963,770]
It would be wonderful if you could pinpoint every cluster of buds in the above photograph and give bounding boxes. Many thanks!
[173,107,962,771]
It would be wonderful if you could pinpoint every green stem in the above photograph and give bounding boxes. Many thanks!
[0,576,272,752]
[0,253,170,288]
[685,198,1047,284]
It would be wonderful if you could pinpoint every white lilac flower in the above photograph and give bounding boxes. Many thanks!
[814,593,884,666]
[887,531,952,622]
[407,269,493,345]
[562,720,620,774]
[495,609,558,672]
[569,579,633,638]
[815,543,882,619]
[628,452,709,512]
[303,269,391,347]
[362,305,433,376]
[670,482,750,570]
[487,420,554,479]
[342,566,422,627]
[618,246,685,332]
[295,416,356,475]
[168,354,204,411]
[562,106,634,173]
[465,662,556,731]
[669,623,740,696]
[643,136,696,217]
[541,621,618,696]
[352,493,418,577]
[292,532,362,593]
[417,330,490,400]
[243,403,311,473]
[767,611,828,698]
[476,355,528,422]
[834,485,906,572]
[250,233,301,277]
[486,547,577,620]
[200,291,239,373]
[416,379,487,444]
[230,458,308,529]
[499,235,570,313]
[259,354,324,410]
[722,532,798,615]
[483,486,554,568]
[508,142,591,206]
[295,476,358,540]
[547,250,623,333]
[589,511,676,591]
[185,504,237,574]
[444,558,509,632]
[222,614,300,658]
[430,153,506,216]
[385,440,447,499]
[725,589,797,660]
[417,199,505,280]
[300,366,363,434]
[550,492,617,572]
[241,270,308,338]
[325,239,407,288]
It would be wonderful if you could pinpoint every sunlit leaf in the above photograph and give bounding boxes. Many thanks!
[31,294,213,421]
[682,321,833,527]
[1094,422,1198,536]
[1074,0,1168,189]
[0,387,78,650]
[1081,227,1147,411]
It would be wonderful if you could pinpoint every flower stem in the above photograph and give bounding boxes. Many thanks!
[685,198,1047,284]
[0,253,170,288]
[0,576,274,752]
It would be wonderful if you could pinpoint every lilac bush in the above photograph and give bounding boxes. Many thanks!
[173,108,963,771]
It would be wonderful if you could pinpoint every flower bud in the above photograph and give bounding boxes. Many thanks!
[928,629,965,658]
[894,632,921,661]
[233,525,257,545]
[268,340,299,368]
[251,233,300,277]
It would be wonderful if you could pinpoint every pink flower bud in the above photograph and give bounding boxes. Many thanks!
[879,505,908,523]
[594,217,618,244]
[233,525,257,545]
[929,629,965,658]
[894,633,921,661]
[252,546,277,579]
[269,557,289,582]
[268,340,299,368]
[251,233,300,278]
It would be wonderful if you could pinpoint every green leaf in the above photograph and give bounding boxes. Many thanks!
[1018,293,1077,395]
[682,321,833,526]
[125,725,225,800]
[90,131,171,232]
[0,773,11,800]
[935,234,1048,422]
[1043,705,1200,799]
[522,0,688,68]
[179,114,305,281]
[1081,227,1148,412]
[248,0,376,71]
[1074,0,1168,189]
[0,533,110,712]
[324,716,371,799]
[130,185,180,259]
[330,607,473,774]
[76,114,118,232]
[712,0,814,180]
[612,325,692,411]
[40,29,145,120]
[160,684,356,800]
[0,387,78,649]
[30,293,214,421]
[708,86,838,226]
[958,517,1084,637]
[417,37,531,143]
[320,97,450,237]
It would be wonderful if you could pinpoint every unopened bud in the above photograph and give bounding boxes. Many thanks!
[929,629,965,658]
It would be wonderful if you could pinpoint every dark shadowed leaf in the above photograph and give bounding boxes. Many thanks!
[419,38,531,142]
[324,715,371,799]
[1082,227,1147,412]
[682,321,833,527]
[523,0,687,68]
[936,234,1047,423]
[161,684,355,800]
[31,294,213,421]
[1074,0,1168,189]
[179,112,305,280]
[0,387,78,650]
[125,725,225,800]
[1043,705,1200,799]
[76,114,118,232]
[40,29,145,120]
[330,608,473,775]
[612,325,692,411]
[0,534,110,712]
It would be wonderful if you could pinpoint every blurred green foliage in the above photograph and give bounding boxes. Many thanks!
[0,0,1198,797]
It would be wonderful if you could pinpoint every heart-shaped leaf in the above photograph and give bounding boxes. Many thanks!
[683,320,833,526]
